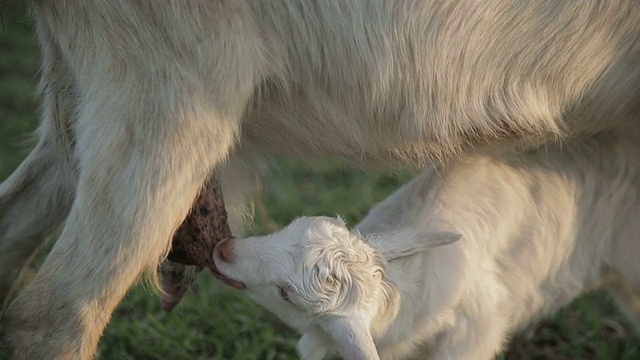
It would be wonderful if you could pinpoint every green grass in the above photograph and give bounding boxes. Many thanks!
[1,4,638,360]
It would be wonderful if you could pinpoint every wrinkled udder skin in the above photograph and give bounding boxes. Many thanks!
[160,173,233,311]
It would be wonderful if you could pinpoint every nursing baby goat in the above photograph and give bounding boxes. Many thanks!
[213,136,640,360]
[6,1,640,357]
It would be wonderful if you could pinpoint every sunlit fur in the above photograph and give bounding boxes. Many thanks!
[2,0,640,357]
[216,135,640,360]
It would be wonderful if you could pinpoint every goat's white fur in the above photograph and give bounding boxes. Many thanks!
[2,0,640,357]
[214,136,640,360]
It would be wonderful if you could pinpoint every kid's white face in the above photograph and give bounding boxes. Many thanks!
[212,216,385,330]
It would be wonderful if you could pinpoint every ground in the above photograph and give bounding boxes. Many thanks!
[0,4,638,360]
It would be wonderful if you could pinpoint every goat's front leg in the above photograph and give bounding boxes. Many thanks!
[298,326,337,360]
[428,305,508,360]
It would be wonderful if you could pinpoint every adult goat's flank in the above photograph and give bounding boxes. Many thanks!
[2,1,640,358]
[213,135,640,360]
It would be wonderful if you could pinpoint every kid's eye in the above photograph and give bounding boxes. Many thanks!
[278,285,293,303]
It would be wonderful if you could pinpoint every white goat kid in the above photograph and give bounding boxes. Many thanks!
[3,1,640,358]
[213,136,640,360]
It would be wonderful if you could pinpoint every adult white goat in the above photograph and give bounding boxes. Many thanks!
[2,1,640,358]
[213,135,640,360]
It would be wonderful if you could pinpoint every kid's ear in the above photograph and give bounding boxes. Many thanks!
[373,229,461,261]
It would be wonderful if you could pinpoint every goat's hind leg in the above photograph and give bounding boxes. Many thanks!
[2,3,262,357]
[0,136,74,309]
[1,53,258,360]
[3,82,247,359]
[0,17,77,308]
